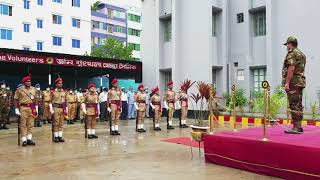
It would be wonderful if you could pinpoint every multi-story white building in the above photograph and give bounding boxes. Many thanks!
[141,0,320,109]
[127,7,142,60]
[0,0,91,55]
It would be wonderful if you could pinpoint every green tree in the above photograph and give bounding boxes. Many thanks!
[91,1,101,11]
[91,38,134,60]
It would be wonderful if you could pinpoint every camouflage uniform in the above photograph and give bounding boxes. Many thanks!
[282,37,306,133]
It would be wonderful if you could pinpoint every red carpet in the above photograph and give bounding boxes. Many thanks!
[204,126,320,180]
[161,137,204,148]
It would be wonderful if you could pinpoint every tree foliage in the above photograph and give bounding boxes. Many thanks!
[91,1,101,11]
[91,38,134,60]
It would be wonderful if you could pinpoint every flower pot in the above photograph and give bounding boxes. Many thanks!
[190,125,209,142]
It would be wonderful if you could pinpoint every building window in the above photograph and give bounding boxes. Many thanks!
[37,0,43,5]
[0,29,12,40]
[252,68,266,92]
[128,14,141,23]
[237,13,244,23]
[23,23,30,33]
[107,24,114,33]
[212,13,217,37]
[53,0,62,3]
[37,19,43,28]
[107,9,113,18]
[116,26,123,33]
[24,0,30,9]
[72,18,80,28]
[52,36,62,46]
[91,20,99,29]
[0,4,13,16]
[161,71,172,92]
[37,41,43,51]
[72,39,80,48]
[72,0,80,7]
[23,47,30,51]
[236,69,245,81]
[253,11,266,36]
[164,20,172,42]
[128,28,141,37]
[128,43,140,51]
[53,14,62,24]
[102,23,107,30]
[115,11,121,18]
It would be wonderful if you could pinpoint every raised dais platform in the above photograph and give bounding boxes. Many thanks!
[204,126,320,180]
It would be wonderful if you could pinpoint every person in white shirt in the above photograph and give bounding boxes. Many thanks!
[120,87,128,120]
[99,88,108,121]
[145,88,150,118]
[127,86,135,119]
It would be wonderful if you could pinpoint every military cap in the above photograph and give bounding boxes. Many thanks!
[284,36,298,45]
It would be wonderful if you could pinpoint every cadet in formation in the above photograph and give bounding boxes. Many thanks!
[163,80,176,129]
[42,86,52,124]
[0,80,11,130]
[150,86,162,131]
[108,79,122,135]
[82,83,100,139]
[66,89,77,125]
[35,84,44,127]
[135,84,147,133]
[14,74,38,146]
[51,77,68,143]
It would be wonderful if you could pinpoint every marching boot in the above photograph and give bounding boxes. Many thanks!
[70,120,74,124]
[22,141,28,146]
[157,127,162,131]
[0,124,3,130]
[43,120,47,124]
[27,139,36,146]
[285,122,303,134]
[115,131,121,135]
[38,121,42,127]
[54,137,60,143]
[67,120,70,125]
[88,134,93,139]
[58,137,65,142]
[92,134,98,138]
[111,131,116,135]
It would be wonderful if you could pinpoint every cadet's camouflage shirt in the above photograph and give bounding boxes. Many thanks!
[282,48,306,88]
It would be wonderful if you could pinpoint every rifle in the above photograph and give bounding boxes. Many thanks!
[17,115,20,146]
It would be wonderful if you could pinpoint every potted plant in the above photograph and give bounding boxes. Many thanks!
[190,81,211,142]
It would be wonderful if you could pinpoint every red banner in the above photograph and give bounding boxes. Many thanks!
[0,52,140,72]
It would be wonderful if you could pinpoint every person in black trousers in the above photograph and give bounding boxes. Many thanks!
[120,88,128,120]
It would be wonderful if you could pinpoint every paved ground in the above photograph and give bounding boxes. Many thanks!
[0,119,280,180]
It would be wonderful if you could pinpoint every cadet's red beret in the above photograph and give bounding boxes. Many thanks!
[88,83,95,89]
[138,84,144,90]
[22,73,32,83]
[55,78,63,84]
[152,86,159,94]
[111,78,118,85]
[167,80,173,86]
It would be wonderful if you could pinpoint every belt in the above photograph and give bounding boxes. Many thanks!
[86,103,97,106]
[167,100,175,103]
[111,100,120,104]
[53,103,63,108]
[44,101,51,103]
[67,102,77,103]
[152,102,160,105]
[137,101,146,103]
[20,103,33,107]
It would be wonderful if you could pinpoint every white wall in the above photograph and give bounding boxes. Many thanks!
[0,0,91,55]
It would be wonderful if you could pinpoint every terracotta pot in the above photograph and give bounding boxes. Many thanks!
[190,125,209,142]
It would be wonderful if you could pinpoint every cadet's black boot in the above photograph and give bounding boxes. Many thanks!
[88,134,93,139]
[43,120,47,124]
[22,141,28,146]
[58,137,65,142]
[54,137,60,143]
[27,139,36,146]
[167,125,174,130]
[111,131,116,135]
[0,124,3,130]
[115,131,121,135]
[92,134,98,138]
